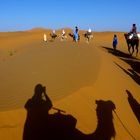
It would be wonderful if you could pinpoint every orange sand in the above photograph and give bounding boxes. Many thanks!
[0,29,140,140]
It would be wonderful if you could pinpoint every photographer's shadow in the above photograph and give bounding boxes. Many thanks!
[23,84,53,140]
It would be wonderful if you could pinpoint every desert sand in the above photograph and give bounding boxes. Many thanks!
[0,29,140,140]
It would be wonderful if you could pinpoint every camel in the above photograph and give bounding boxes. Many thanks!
[61,34,67,41]
[84,32,93,43]
[50,33,57,41]
[69,33,80,42]
[124,33,139,56]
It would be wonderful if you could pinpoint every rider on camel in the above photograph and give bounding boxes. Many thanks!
[131,24,137,34]
[87,28,92,35]
[128,24,138,39]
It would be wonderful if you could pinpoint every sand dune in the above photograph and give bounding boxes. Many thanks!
[0,29,140,140]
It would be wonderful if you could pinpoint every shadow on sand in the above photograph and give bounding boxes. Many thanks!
[102,46,140,74]
[114,62,140,85]
[102,46,133,58]
[126,90,140,124]
[102,46,140,85]
[23,83,116,140]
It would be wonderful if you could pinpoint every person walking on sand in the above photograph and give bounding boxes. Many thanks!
[43,33,47,42]
[74,26,79,42]
[112,34,118,51]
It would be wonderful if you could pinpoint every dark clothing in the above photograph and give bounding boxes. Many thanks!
[132,26,137,34]
[113,36,118,47]
[23,92,53,140]
[75,27,79,33]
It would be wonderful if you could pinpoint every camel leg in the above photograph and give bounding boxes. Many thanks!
[88,36,90,42]
[87,37,89,43]
[136,45,138,57]
[128,45,131,54]
[136,40,139,57]
[131,46,134,56]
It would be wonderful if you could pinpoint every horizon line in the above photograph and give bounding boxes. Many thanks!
[0,27,128,33]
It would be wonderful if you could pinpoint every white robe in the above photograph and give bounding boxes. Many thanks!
[44,34,47,42]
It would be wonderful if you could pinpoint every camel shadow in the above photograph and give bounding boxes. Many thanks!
[102,47,140,74]
[102,46,140,85]
[115,62,140,85]
[23,84,116,140]
[121,58,140,74]
[126,90,140,124]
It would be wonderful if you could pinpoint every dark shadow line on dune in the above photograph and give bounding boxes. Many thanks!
[114,62,140,85]
[120,58,140,74]
[126,90,140,124]
[102,46,133,58]
[102,46,140,74]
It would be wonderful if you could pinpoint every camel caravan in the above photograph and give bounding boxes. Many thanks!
[43,26,93,43]
[124,33,140,56]
[43,24,140,57]
[124,24,140,56]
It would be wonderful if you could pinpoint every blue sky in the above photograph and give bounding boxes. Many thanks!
[0,0,140,31]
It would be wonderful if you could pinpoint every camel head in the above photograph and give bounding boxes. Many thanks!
[95,100,116,111]
[94,100,116,140]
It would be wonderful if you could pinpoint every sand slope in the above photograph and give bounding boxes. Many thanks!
[0,29,140,140]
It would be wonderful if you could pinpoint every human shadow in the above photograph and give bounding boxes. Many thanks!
[115,62,140,85]
[102,46,133,58]
[23,84,53,140]
[126,90,140,124]
[23,84,116,140]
